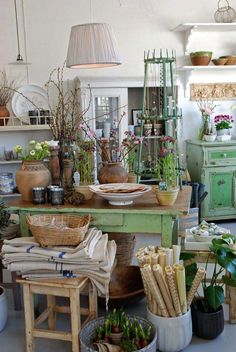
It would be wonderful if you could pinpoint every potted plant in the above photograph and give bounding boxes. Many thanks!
[214,114,234,141]
[183,234,236,339]
[80,308,157,352]
[121,131,144,183]
[155,136,179,206]
[14,140,51,201]
[0,70,16,126]
[74,140,95,200]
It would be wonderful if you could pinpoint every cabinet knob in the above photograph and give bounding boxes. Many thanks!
[221,153,227,158]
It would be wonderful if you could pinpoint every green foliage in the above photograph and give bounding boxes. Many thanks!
[0,198,10,233]
[184,234,236,313]
[14,140,50,161]
[76,141,94,184]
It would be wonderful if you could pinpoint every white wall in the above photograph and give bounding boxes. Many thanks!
[1,0,236,145]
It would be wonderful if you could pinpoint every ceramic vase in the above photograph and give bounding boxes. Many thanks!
[0,286,8,332]
[98,162,128,184]
[15,161,51,201]
[147,308,192,352]
[128,172,137,183]
[217,128,230,136]
[155,187,179,206]
[0,106,10,126]
[49,146,60,186]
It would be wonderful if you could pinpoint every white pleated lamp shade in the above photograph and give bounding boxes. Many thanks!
[66,23,122,68]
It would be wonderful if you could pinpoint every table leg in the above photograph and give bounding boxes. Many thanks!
[23,284,35,352]
[161,215,174,247]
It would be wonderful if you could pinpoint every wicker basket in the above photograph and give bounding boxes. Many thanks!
[26,214,91,247]
[108,232,136,266]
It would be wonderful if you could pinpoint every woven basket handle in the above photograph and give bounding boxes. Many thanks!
[218,0,230,9]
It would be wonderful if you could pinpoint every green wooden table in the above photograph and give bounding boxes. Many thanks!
[8,186,192,247]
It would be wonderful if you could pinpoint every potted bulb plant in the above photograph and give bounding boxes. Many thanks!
[155,136,179,206]
[183,234,236,339]
[214,114,234,141]
[80,308,157,352]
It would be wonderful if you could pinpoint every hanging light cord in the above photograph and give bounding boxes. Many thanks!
[21,0,29,82]
[14,0,22,61]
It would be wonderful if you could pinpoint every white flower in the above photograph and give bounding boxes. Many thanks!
[35,143,42,151]
[30,150,36,156]
[29,140,36,145]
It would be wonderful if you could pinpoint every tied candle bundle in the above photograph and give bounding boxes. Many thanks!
[136,245,205,317]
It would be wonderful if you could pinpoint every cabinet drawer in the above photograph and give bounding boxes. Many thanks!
[207,148,236,165]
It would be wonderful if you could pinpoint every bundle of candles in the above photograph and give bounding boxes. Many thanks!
[136,245,205,317]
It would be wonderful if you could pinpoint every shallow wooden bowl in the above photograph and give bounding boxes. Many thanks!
[98,265,144,308]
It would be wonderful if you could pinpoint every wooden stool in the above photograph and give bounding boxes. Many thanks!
[17,277,98,352]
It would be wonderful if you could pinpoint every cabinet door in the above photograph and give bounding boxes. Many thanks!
[201,167,236,220]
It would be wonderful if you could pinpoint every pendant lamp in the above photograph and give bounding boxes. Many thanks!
[66,23,121,69]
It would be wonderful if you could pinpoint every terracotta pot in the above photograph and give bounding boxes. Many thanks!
[49,146,60,185]
[0,106,10,126]
[109,331,124,346]
[155,187,179,206]
[98,162,128,184]
[15,161,51,201]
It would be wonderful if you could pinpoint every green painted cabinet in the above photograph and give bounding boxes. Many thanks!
[186,139,236,221]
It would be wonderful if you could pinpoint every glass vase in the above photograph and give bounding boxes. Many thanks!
[199,114,213,140]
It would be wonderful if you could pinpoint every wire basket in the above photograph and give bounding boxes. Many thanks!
[26,214,91,247]
[214,0,236,23]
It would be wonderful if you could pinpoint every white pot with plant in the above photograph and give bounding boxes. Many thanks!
[214,114,234,141]
[155,136,179,206]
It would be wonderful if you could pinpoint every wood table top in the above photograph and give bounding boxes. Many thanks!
[8,186,192,216]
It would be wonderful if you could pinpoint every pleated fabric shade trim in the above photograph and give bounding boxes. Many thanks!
[66,23,122,69]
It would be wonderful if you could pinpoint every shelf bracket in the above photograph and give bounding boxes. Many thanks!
[184,26,197,55]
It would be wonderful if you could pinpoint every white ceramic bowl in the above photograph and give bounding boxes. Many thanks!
[204,134,216,142]
[89,183,152,205]
[190,226,224,242]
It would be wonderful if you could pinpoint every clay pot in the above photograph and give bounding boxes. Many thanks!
[155,187,179,206]
[190,51,212,66]
[74,184,94,200]
[127,172,137,183]
[0,106,10,126]
[98,162,128,184]
[15,161,51,201]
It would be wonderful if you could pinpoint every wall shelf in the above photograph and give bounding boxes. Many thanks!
[0,125,50,132]
[173,23,236,54]
[0,160,21,165]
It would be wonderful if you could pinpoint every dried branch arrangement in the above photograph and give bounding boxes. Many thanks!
[45,62,91,141]
[0,70,16,106]
[136,246,205,317]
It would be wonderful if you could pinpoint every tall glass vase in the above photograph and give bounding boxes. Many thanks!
[199,113,213,140]
[58,140,76,190]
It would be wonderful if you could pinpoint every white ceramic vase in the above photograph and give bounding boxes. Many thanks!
[147,308,192,352]
[0,286,8,332]
[217,128,230,136]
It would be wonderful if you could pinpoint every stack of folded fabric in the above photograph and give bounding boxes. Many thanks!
[1,227,116,297]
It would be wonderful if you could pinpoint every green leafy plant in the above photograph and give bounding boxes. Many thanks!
[0,198,10,233]
[182,234,236,313]
[76,141,95,185]
[14,140,50,161]
[121,131,144,173]
[155,136,177,190]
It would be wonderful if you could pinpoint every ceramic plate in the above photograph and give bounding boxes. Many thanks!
[89,183,152,205]
[11,84,49,123]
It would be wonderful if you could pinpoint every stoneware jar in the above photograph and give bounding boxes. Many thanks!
[98,162,128,184]
[16,161,51,201]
